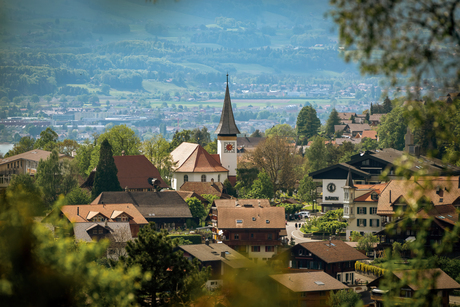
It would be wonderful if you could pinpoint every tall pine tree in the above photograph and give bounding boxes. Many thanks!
[91,139,122,199]
[296,106,321,145]
[325,108,342,136]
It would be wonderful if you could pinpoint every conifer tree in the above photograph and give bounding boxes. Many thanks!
[383,96,392,113]
[91,139,122,199]
[325,108,341,136]
[120,223,209,307]
[296,106,321,145]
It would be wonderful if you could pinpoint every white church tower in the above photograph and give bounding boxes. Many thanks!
[215,74,240,179]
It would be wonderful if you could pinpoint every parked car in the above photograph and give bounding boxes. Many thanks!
[298,211,310,218]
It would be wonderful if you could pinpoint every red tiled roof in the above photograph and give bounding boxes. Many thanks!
[359,130,378,140]
[113,155,169,189]
[217,207,285,229]
[172,142,228,173]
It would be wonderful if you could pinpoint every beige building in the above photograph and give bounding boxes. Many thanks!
[0,149,68,189]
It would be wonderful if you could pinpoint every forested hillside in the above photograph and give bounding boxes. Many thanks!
[0,0,353,99]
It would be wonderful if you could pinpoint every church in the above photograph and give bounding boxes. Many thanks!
[170,76,239,191]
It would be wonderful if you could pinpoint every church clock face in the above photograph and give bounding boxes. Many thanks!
[327,183,336,193]
[224,142,235,153]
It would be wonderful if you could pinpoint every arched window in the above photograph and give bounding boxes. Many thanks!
[201,174,206,182]
[184,175,188,182]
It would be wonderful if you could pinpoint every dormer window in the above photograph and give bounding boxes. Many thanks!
[201,174,206,182]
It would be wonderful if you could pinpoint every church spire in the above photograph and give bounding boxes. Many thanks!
[215,74,240,135]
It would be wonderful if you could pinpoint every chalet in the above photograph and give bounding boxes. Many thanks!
[337,112,356,121]
[210,199,286,262]
[369,114,384,126]
[375,203,460,258]
[91,191,193,230]
[0,149,69,189]
[277,240,368,284]
[310,149,460,212]
[369,269,460,307]
[269,272,349,307]
[356,130,378,141]
[178,241,253,290]
[81,155,169,192]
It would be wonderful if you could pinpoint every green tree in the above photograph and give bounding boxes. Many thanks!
[34,127,58,151]
[383,96,392,113]
[250,129,264,137]
[186,197,207,221]
[328,289,362,307]
[7,174,44,215]
[98,124,141,156]
[359,137,379,151]
[65,187,91,205]
[264,124,296,138]
[170,129,192,152]
[246,172,274,199]
[0,191,141,307]
[30,94,39,103]
[5,136,35,157]
[204,139,217,155]
[378,107,407,150]
[35,150,68,206]
[75,140,95,177]
[357,233,379,255]
[141,135,175,184]
[191,127,211,147]
[296,106,321,144]
[91,139,122,199]
[251,136,302,195]
[235,167,259,197]
[297,174,317,204]
[325,108,341,136]
[317,209,347,235]
[223,178,237,197]
[304,136,327,173]
[120,223,209,307]
[56,139,80,156]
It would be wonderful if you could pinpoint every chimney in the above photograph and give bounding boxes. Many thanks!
[122,150,125,156]
[77,207,79,216]
[329,236,332,245]
[389,190,392,203]
[221,251,226,258]
[205,238,209,246]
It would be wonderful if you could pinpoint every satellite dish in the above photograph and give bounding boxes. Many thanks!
[148,177,160,186]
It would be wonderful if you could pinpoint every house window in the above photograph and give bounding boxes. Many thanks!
[201,174,206,182]
[234,234,239,240]
[98,229,103,234]
[357,219,367,227]
[184,175,188,182]
[344,206,349,214]
[92,229,98,234]
[370,207,378,214]
[265,246,274,252]
[250,233,254,239]
[267,233,273,240]
[301,292,307,297]
[369,219,380,227]
[251,246,260,252]
[362,160,370,166]
[357,207,367,214]
[218,174,220,182]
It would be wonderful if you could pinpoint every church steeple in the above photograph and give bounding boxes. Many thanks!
[215,74,240,135]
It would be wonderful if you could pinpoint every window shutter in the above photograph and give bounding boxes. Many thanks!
[357,220,360,227]
[369,219,373,227]
[363,207,367,214]
[377,219,380,227]
[363,219,367,226]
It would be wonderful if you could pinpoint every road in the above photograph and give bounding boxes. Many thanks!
[286,220,321,243]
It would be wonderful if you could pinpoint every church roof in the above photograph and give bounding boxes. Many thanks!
[171,142,228,173]
[215,79,240,136]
